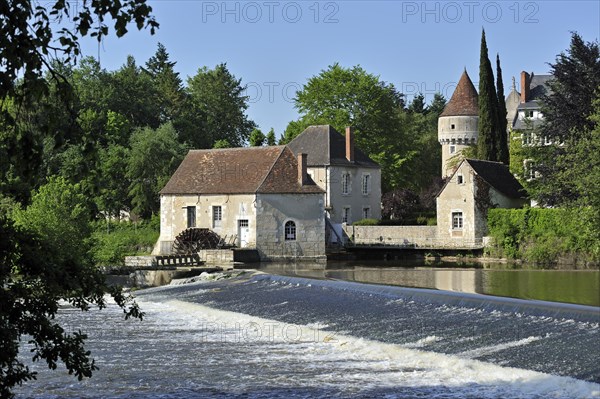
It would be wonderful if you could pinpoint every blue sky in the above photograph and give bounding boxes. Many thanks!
[80,1,600,139]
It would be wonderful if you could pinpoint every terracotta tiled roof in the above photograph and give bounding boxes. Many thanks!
[287,125,379,168]
[440,70,479,117]
[159,146,323,195]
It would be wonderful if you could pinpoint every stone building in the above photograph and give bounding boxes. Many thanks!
[438,69,479,178]
[287,125,382,243]
[507,71,553,182]
[156,146,326,261]
[436,159,527,244]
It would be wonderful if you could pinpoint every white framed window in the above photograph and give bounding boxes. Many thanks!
[522,131,533,146]
[449,145,456,154]
[212,206,222,228]
[362,207,370,220]
[342,207,351,224]
[543,135,553,145]
[452,212,463,230]
[525,110,534,118]
[284,220,296,241]
[341,172,350,195]
[186,206,196,228]
[457,174,464,184]
[361,174,370,195]
[524,159,537,181]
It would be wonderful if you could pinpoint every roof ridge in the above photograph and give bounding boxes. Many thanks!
[256,146,287,193]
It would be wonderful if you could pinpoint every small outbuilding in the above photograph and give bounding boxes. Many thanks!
[436,159,527,245]
[155,146,326,261]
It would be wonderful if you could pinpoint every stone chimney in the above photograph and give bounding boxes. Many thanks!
[345,126,355,163]
[520,71,530,103]
[298,153,308,185]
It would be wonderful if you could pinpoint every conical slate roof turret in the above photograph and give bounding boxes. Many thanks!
[440,70,479,117]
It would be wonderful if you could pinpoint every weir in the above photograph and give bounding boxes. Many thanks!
[251,274,600,323]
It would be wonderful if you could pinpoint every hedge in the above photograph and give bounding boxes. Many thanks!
[487,207,598,265]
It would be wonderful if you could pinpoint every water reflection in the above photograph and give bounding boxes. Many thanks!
[256,262,600,307]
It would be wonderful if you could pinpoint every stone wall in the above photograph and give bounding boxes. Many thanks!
[255,193,326,261]
[124,256,156,267]
[199,249,234,265]
[345,225,438,247]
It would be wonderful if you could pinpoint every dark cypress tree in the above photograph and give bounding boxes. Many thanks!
[496,53,509,164]
[477,29,499,161]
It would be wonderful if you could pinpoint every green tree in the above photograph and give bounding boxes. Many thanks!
[187,63,256,147]
[145,43,186,124]
[2,180,142,396]
[1,3,157,394]
[249,128,266,146]
[213,139,231,149]
[96,144,131,218]
[110,56,160,128]
[266,128,277,146]
[127,123,186,218]
[533,33,600,206]
[427,93,447,116]
[0,0,158,100]
[496,54,509,164]
[477,29,500,161]
[408,93,426,114]
[289,63,417,191]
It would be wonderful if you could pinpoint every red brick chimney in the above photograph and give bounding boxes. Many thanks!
[345,126,355,163]
[520,71,530,103]
[298,153,308,185]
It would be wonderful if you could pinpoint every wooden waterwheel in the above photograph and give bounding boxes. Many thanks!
[172,228,221,254]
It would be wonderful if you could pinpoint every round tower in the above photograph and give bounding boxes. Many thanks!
[438,70,479,177]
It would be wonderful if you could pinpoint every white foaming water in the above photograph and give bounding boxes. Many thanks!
[16,296,600,399]
[146,299,600,398]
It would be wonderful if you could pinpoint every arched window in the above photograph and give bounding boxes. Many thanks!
[284,221,296,241]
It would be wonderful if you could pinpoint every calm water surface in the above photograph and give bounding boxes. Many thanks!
[258,261,600,307]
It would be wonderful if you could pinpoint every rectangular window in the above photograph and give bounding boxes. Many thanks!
[186,206,196,228]
[457,174,464,184]
[362,174,370,195]
[212,206,222,228]
[342,207,351,224]
[341,173,350,195]
[543,135,552,145]
[522,132,533,146]
[362,207,370,220]
[452,212,463,230]
[524,160,537,180]
[449,145,456,154]
[525,110,534,118]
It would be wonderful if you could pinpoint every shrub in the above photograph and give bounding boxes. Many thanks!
[487,207,598,265]
[353,218,380,226]
[90,215,159,266]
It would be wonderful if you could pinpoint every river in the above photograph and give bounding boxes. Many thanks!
[15,264,600,399]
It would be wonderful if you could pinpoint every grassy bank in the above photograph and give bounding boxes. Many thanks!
[90,216,159,266]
